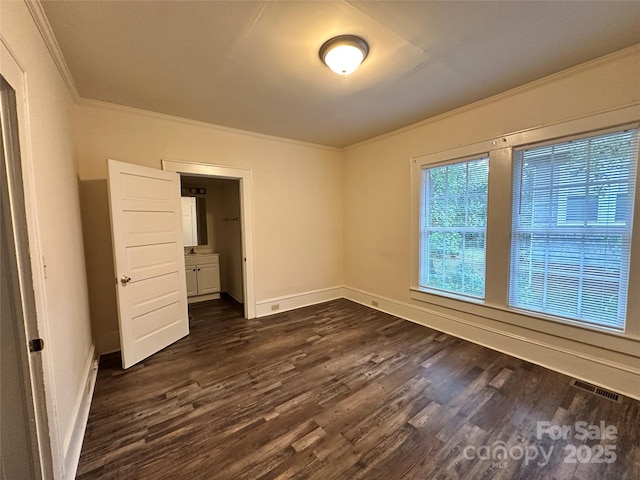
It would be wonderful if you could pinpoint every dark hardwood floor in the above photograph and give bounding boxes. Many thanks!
[77,298,639,479]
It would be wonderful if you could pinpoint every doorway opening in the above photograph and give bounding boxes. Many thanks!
[181,175,244,309]
[162,160,256,319]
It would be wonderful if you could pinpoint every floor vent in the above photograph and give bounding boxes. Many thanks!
[570,379,622,403]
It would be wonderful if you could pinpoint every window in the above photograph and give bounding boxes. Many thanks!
[509,129,638,330]
[419,157,489,298]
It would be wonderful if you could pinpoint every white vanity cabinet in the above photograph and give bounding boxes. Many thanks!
[184,254,221,303]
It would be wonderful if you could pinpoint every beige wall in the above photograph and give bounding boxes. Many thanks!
[1,2,94,477]
[342,46,640,397]
[75,103,343,352]
[344,47,640,299]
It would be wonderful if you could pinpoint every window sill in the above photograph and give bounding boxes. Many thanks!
[409,287,633,344]
[410,287,485,308]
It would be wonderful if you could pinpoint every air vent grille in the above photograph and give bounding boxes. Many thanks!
[570,379,622,403]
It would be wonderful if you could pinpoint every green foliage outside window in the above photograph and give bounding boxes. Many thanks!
[420,157,489,298]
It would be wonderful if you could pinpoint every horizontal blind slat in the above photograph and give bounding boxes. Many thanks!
[509,128,638,330]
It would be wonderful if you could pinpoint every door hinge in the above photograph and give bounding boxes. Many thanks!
[29,338,45,352]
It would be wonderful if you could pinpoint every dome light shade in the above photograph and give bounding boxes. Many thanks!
[320,35,369,75]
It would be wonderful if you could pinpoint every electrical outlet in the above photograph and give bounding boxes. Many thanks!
[271,304,280,311]
[372,300,379,307]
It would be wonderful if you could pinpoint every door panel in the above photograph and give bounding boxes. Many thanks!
[126,243,178,279]
[107,159,188,369]
[128,272,182,318]
[121,171,174,201]
[123,211,176,245]
[132,302,183,341]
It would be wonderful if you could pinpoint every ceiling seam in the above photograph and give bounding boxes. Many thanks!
[345,0,424,52]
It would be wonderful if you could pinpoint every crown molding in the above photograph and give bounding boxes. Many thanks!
[345,43,640,151]
[25,0,79,102]
[77,98,342,152]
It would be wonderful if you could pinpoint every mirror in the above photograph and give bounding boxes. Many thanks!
[181,193,208,247]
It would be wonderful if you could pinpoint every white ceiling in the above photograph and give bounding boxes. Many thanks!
[41,1,640,148]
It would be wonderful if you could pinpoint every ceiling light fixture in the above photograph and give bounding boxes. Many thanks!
[319,35,369,75]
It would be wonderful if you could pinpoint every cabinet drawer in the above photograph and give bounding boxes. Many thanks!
[184,253,219,267]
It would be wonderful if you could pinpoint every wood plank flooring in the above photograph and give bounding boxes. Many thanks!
[77,298,640,479]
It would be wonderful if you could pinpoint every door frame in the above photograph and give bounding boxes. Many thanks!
[1,41,54,478]
[162,159,256,319]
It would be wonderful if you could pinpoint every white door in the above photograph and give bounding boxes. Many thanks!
[107,159,189,369]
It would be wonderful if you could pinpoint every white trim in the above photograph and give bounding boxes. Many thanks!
[1,35,59,479]
[256,287,343,318]
[410,104,640,164]
[162,159,257,319]
[342,286,640,401]
[79,98,340,152]
[62,346,97,480]
[23,0,640,155]
[187,292,221,304]
[410,104,640,352]
[24,0,80,102]
[346,44,640,151]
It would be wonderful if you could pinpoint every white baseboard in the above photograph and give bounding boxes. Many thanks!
[90,285,640,401]
[342,286,640,401]
[62,344,98,479]
[187,292,221,304]
[256,287,343,318]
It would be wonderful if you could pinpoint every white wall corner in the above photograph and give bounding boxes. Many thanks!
[256,287,344,318]
[62,344,98,480]
[96,331,121,356]
[342,287,640,401]
[226,288,244,304]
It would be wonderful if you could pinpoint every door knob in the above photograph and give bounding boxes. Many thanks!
[120,275,132,285]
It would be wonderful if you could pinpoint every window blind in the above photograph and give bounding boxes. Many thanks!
[420,157,489,298]
[509,128,639,330]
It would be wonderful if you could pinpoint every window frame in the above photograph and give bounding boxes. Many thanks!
[508,128,637,330]
[418,154,490,300]
[410,105,640,348]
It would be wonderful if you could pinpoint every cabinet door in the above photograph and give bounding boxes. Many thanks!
[197,263,220,295]
[185,267,198,297]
